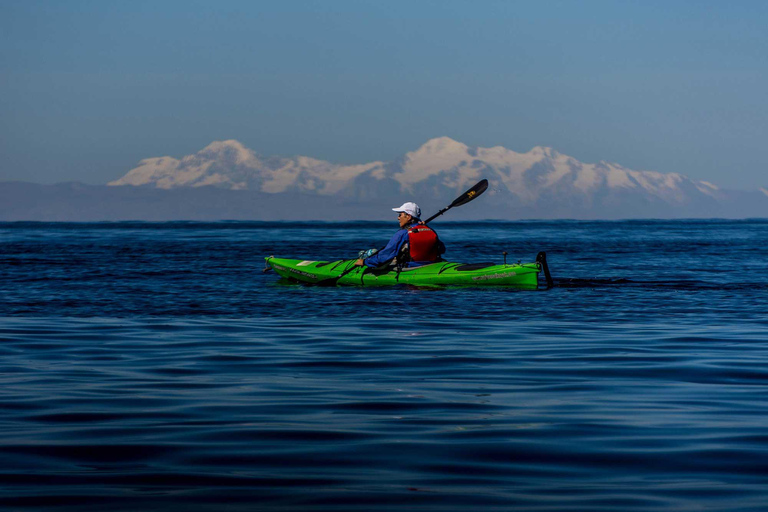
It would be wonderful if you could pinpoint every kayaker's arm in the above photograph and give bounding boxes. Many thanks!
[363,229,408,268]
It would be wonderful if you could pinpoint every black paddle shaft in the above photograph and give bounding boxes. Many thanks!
[422,179,488,224]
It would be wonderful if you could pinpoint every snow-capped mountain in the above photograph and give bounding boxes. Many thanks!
[3,137,765,221]
[108,137,729,214]
[109,139,384,195]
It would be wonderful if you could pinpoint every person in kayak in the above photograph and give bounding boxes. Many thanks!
[354,202,445,268]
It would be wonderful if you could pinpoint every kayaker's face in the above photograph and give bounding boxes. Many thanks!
[398,212,412,228]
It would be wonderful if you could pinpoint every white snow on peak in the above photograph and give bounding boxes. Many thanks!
[260,157,335,194]
[696,181,720,197]
[530,146,559,158]
[573,164,600,192]
[605,164,635,189]
[260,158,385,194]
[414,136,468,153]
[400,137,473,186]
[475,145,543,197]
[108,156,181,187]
[199,140,257,165]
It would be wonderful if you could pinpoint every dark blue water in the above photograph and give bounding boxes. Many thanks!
[2,220,768,511]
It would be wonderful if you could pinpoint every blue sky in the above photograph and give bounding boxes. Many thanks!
[1,0,767,189]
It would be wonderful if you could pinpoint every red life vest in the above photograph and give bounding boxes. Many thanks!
[407,224,440,262]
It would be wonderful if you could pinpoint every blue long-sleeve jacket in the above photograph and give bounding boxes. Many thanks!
[363,227,409,268]
[363,222,444,268]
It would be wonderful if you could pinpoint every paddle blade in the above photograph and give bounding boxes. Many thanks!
[450,179,488,208]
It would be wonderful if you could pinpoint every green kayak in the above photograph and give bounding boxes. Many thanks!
[264,252,553,288]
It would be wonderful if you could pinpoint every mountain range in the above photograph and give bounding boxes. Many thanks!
[3,137,767,220]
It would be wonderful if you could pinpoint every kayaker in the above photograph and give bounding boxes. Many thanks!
[354,202,444,268]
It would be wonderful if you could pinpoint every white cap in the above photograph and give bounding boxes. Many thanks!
[392,202,421,219]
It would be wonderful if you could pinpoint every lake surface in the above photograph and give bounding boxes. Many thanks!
[2,220,768,511]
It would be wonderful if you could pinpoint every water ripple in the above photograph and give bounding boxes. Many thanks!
[2,222,768,510]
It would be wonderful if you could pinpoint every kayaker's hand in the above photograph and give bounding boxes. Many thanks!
[354,259,365,266]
